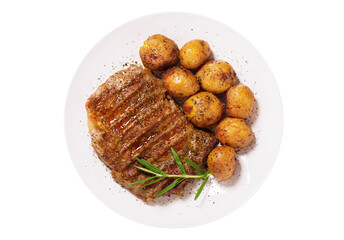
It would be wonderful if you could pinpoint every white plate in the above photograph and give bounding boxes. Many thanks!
[65,12,283,228]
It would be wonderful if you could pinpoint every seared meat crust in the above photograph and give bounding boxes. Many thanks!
[86,65,218,201]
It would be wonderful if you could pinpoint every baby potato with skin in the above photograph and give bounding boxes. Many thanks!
[207,146,236,181]
[196,60,236,94]
[162,66,200,97]
[139,34,179,71]
[225,85,255,119]
[183,92,223,128]
[180,39,211,69]
[215,117,254,148]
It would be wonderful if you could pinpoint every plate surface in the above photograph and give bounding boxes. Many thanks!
[65,12,283,228]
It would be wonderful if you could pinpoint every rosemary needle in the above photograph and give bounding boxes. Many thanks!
[130,147,211,200]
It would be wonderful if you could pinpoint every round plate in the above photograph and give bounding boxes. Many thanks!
[65,12,283,228]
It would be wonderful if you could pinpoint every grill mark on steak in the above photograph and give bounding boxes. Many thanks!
[118,96,162,135]
[119,101,178,155]
[140,118,187,162]
[119,107,183,168]
[105,88,147,128]
[88,74,146,121]
[104,82,163,131]
[86,65,218,202]
[119,117,187,180]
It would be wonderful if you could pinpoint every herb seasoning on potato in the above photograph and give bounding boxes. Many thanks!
[225,85,255,119]
[196,60,235,94]
[207,146,236,181]
[183,92,223,128]
[180,39,211,69]
[216,117,254,148]
[139,34,179,71]
[162,66,200,97]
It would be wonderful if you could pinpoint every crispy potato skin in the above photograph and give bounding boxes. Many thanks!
[225,85,255,119]
[180,40,211,69]
[207,146,236,181]
[162,66,200,97]
[183,92,223,128]
[139,34,179,71]
[215,117,254,148]
[196,60,235,94]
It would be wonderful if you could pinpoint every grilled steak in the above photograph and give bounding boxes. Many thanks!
[86,65,218,202]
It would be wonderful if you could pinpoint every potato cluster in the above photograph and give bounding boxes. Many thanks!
[139,34,257,181]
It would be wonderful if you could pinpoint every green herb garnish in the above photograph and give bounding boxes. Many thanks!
[130,148,211,200]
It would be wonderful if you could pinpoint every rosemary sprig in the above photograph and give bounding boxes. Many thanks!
[130,148,211,200]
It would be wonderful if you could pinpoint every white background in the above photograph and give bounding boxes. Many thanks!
[1,0,343,239]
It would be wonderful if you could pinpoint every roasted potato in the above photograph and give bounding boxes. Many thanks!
[180,39,211,69]
[207,146,236,181]
[225,85,255,119]
[183,92,223,128]
[139,34,179,71]
[215,117,254,148]
[196,60,235,94]
[162,66,200,97]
